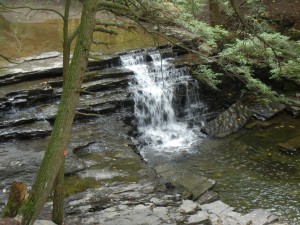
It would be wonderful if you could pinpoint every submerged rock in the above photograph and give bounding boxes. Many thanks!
[65,156,87,176]
[249,101,286,121]
[278,135,300,154]
[202,101,253,137]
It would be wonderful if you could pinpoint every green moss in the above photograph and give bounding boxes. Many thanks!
[64,176,102,197]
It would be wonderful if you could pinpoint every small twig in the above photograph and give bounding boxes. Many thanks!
[0,54,18,64]
[0,3,64,20]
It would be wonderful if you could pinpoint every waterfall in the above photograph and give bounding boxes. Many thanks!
[121,49,204,155]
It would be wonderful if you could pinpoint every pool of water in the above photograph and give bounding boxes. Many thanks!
[149,113,300,224]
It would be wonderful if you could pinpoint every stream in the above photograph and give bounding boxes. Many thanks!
[0,16,300,225]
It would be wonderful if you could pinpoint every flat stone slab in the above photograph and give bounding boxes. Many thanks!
[186,211,209,225]
[241,209,279,225]
[0,120,52,141]
[200,200,234,215]
[175,175,215,200]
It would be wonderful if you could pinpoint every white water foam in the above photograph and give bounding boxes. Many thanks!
[121,49,204,154]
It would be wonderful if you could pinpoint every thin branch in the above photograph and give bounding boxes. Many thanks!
[0,3,64,20]
[67,26,80,44]
[0,54,18,64]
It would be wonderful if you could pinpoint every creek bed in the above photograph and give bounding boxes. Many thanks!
[145,112,300,224]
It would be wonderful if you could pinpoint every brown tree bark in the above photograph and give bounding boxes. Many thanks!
[19,1,98,224]
[209,0,223,26]
[1,182,27,218]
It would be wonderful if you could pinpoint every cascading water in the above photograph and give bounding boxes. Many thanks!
[121,48,205,156]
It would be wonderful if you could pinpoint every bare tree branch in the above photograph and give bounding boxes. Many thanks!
[0,54,17,64]
[0,3,64,20]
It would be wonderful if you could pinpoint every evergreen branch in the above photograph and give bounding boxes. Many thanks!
[229,0,300,62]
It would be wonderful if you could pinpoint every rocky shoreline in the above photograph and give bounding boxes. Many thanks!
[0,47,292,225]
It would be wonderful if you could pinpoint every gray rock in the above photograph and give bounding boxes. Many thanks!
[150,197,165,206]
[249,101,285,121]
[64,156,87,175]
[241,209,279,225]
[197,190,219,205]
[180,200,198,214]
[200,200,234,215]
[186,211,210,225]
[33,220,57,225]
[0,120,52,141]
[175,175,215,200]
[202,101,253,137]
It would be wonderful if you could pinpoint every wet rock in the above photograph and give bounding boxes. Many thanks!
[249,101,285,121]
[175,175,215,200]
[286,97,300,118]
[0,68,63,86]
[82,77,128,92]
[27,87,53,103]
[245,119,275,129]
[84,68,133,82]
[0,117,37,129]
[278,135,300,154]
[65,156,87,175]
[0,120,52,141]
[202,101,253,137]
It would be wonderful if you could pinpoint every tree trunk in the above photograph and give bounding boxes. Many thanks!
[19,1,98,224]
[52,158,64,225]
[52,1,71,224]
[209,0,222,26]
[1,182,27,218]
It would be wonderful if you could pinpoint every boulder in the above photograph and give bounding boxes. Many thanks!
[249,101,285,121]
[202,101,253,137]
